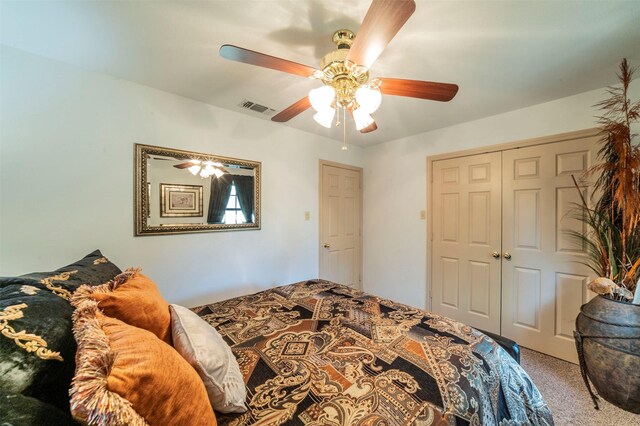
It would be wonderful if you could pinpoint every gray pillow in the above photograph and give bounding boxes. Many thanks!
[170,303,247,414]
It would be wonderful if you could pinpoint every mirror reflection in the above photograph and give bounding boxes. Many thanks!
[135,144,261,235]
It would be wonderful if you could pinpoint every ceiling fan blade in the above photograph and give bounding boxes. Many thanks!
[220,45,319,78]
[174,162,193,169]
[346,0,416,69]
[360,120,378,134]
[271,97,311,122]
[379,78,459,102]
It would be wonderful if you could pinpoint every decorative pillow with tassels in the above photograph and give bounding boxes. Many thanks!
[170,304,248,413]
[72,268,172,344]
[70,299,217,426]
[0,250,121,414]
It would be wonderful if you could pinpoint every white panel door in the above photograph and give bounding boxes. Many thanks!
[320,163,362,288]
[501,137,599,363]
[432,152,502,333]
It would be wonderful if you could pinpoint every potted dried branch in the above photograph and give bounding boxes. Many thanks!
[572,58,640,413]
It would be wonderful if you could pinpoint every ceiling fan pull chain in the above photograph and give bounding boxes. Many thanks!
[342,107,348,151]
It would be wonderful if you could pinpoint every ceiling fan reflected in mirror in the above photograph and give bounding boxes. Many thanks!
[174,160,227,178]
[173,159,255,178]
[219,0,458,137]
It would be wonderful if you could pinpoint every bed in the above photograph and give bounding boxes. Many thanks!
[192,279,553,425]
[1,251,553,425]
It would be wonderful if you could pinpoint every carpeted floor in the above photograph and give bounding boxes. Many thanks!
[520,347,640,425]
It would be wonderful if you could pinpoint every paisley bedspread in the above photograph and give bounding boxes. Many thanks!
[193,280,553,426]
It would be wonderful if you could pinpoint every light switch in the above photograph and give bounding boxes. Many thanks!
[420,210,426,220]
[305,211,310,221]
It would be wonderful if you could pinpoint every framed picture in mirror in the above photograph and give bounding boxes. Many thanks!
[160,183,203,217]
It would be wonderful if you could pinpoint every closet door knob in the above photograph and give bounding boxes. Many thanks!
[492,251,500,259]
[323,243,330,248]
[503,252,512,260]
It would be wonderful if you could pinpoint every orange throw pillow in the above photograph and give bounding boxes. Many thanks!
[73,268,172,344]
[70,300,216,426]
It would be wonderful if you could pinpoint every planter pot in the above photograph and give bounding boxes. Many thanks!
[575,295,640,413]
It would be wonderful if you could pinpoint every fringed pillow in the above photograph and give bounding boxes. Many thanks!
[170,304,247,413]
[0,250,121,413]
[70,300,217,426]
[72,268,172,344]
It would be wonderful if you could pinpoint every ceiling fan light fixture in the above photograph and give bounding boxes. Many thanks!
[188,164,201,175]
[309,86,336,111]
[352,107,374,131]
[197,163,217,178]
[355,86,382,114]
[313,108,336,128]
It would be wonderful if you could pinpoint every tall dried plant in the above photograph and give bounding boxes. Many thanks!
[577,58,640,292]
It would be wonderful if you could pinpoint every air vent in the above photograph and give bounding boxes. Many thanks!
[237,99,277,116]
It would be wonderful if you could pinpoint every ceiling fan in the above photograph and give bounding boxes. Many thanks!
[173,160,254,178]
[174,160,227,178]
[219,0,458,135]
[150,155,231,179]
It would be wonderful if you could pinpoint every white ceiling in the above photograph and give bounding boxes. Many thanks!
[2,1,639,147]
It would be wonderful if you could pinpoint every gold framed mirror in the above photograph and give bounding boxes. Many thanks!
[135,144,261,235]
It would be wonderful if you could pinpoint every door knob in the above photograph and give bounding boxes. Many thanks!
[491,251,500,259]
[503,252,512,260]
[323,243,330,248]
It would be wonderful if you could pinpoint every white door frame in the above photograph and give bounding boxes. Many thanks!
[319,160,364,289]
[426,128,600,312]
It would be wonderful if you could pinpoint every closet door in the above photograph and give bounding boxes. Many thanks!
[432,152,502,334]
[501,137,599,363]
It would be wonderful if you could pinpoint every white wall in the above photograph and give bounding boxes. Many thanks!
[362,80,640,310]
[0,46,363,307]
[3,44,637,312]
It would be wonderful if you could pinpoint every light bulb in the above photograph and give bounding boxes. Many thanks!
[355,86,381,114]
[352,107,374,130]
[188,165,201,175]
[313,108,336,128]
[309,86,335,111]
[213,168,224,178]
[199,164,215,178]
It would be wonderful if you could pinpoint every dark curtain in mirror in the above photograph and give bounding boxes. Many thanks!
[234,176,255,223]
[207,175,233,223]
